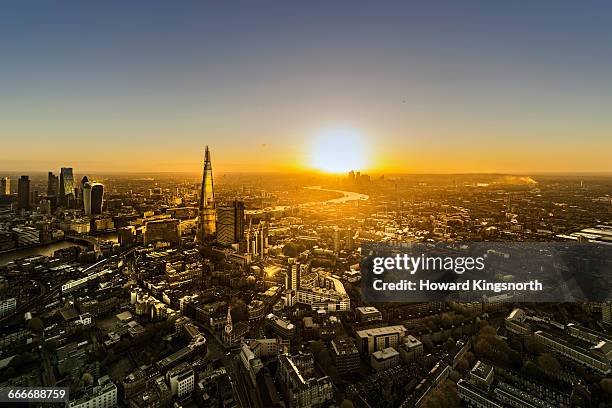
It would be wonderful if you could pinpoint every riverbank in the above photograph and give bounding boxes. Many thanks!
[0,232,118,266]
[303,185,369,203]
[0,241,87,266]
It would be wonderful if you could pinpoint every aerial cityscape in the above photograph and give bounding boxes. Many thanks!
[2,2,612,408]
[2,148,612,407]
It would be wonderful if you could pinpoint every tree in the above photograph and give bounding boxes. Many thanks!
[537,353,562,377]
[440,313,452,329]
[507,349,522,370]
[422,337,433,351]
[524,335,545,355]
[82,372,94,386]
[475,338,493,357]
[520,360,545,380]
[455,357,470,374]
[2,367,15,380]
[445,338,457,354]
[449,370,462,382]
[421,380,460,408]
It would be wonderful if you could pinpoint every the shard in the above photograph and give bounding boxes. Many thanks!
[196,146,216,241]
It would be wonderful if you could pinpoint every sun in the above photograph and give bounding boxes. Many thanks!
[309,128,368,173]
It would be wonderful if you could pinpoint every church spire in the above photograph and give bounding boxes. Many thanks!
[225,306,233,335]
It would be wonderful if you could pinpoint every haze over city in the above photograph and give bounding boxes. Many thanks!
[2,1,612,173]
[2,3,612,408]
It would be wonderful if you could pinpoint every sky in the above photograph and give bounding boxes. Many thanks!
[1,1,612,174]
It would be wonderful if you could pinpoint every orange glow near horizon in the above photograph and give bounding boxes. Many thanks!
[308,128,370,174]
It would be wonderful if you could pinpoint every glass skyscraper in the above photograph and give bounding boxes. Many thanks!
[59,167,75,207]
[17,175,30,210]
[196,146,216,241]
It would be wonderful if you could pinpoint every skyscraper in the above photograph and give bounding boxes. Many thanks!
[83,182,91,215]
[216,200,245,245]
[346,227,355,251]
[246,220,268,257]
[78,176,89,208]
[83,181,104,215]
[0,177,10,196]
[333,227,340,253]
[17,176,30,210]
[59,167,75,207]
[286,259,302,291]
[47,172,58,197]
[90,183,104,215]
[196,146,216,241]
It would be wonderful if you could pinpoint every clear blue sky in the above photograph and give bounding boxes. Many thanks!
[1,1,611,173]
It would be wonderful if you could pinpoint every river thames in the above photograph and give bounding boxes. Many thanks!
[0,232,118,266]
[0,187,366,266]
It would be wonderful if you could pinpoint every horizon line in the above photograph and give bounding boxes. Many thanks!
[1,169,612,177]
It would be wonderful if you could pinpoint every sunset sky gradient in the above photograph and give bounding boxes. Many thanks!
[1,1,612,173]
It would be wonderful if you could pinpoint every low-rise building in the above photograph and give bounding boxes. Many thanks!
[277,353,333,408]
[356,325,407,354]
[399,334,423,363]
[355,306,382,323]
[457,379,504,408]
[68,375,117,408]
[0,297,17,317]
[167,362,194,398]
[331,338,360,376]
[371,347,399,371]
[266,313,296,338]
[470,361,494,390]
[504,308,531,335]
[535,330,611,374]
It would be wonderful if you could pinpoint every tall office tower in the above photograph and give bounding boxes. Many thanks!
[74,186,80,208]
[333,227,340,253]
[47,172,58,197]
[285,259,301,291]
[59,167,75,207]
[17,176,30,210]
[83,182,92,215]
[216,200,245,245]
[83,181,104,215]
[196,146,216,241]
[346,227,354,251]
[90,183,104,215]
[246,221,268,257]
[31,190,39,206]
[77,176,88,207]
[0,177,10,196]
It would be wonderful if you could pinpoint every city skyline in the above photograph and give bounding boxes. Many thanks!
[2,1,612,173]
[2,3,612,408]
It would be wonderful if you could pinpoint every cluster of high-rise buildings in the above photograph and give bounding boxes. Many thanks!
[3,145,612,408]
[193,146,268,257]
[347,169,371,185]
[0,168,104,214]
